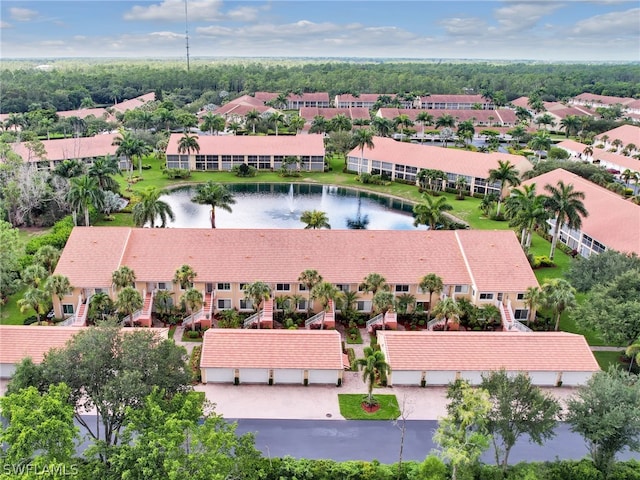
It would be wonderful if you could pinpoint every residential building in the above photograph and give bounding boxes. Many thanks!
[110,92,155,115]
[556,139,639,175]
[346,136,531,194]
[376,108,518,127]
[377,331,600,387]
[569,93,635,109]
[522,168,640,257]
[254,92,331,109]
[417,94,494,110]
[299,107,371,124]
[334,93,397,109]
[595,125,640,153]
[9,133,124,170]
[52,228,539,328]
[200,329,344,385]
[211,94,276,124]
[165,133,325,171]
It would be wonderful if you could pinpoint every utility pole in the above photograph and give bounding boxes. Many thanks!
[184,0,190,72]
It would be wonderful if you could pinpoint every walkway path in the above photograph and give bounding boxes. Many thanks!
[590,346,624,352]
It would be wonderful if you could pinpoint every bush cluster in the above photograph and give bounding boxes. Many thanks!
[25,216,74,255]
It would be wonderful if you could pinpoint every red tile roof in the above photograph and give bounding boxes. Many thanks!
[165,133,325,156]
[421,94,488,105]
[214,94,270,116]
[55,228,538,295]
[10,133,120,162]
[573,93,634,106]
[299,107,371,121]
[200,329,343,370]
[557,140,640,172]
[596,125,640,148]
[522,169,640,255]
[111,92,155,113]
[378,331,600,372]
[346,136,532,180]
[510,97,530,109]
[57,108,112,120]
[336,93,393,104]
[253,92,279,103]
[377,108,516,124]
[288,92,330,103]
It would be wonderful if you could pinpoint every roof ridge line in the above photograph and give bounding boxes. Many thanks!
[454,231,477,294]
[116,228,133,270]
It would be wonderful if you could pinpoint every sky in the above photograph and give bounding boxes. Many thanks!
[1,0,639,61]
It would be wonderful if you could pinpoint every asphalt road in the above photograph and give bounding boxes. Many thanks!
[232,419,640,464]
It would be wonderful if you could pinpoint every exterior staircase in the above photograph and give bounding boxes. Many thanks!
[305,299,336,329]
[366,310,398,333]
[182,291,214,330]
[243,298,274,329]
[72,302,88,326]
[498,300,532,333]
[137,290,154,327]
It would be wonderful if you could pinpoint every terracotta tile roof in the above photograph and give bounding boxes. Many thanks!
[573,93,635,106]
[522,169,640,255]
[378,331,600,372]
[165,133,325,156]
[0,326,168,368]
[111,92,155,113]
[10,133,120,162]
[299,107,371,121]
[346,136,532,179]
[557,140,640,172]
[455,230,539,292]
[253,92,279,103]
[510,97,530,109]
[545,106,594,120]
[336,93,392,104]
[421,94,488,105]
[596,125,640,148]
[287,92,330,103]
[377,108,516,124]
[53,227,131,287]
[57,108,112,120]
[214,103,273,117]
[200,329,343,370]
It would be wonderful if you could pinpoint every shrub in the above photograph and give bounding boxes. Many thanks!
[163,168,191,179]
[532,255,556,269]
[25,216,74,254]
[23,316,38,325]
[141,164,152,170]
[189,345,202,383]
[346,348,356,369]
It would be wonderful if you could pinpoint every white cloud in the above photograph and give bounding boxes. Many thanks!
[493,2,563,32]
[0,21,12,29]
[571,7,640,35]
[226,6,261,22]
[10,7,39,22]
[124,0,223,22]
[440,17,488,36]
[149,31,185,40]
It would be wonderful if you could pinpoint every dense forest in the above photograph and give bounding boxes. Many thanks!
[1,59,639,113]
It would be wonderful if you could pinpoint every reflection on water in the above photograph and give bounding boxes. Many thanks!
[160,183,423,230]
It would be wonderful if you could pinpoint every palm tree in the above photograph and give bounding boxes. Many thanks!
[353,346,391,407]
[132,187,175,228]
[352,128,375,172]
[54,159,86,179]
[370,116,394,138]
[488,160,521,217]
[177,133,200,165]
[200,113,225,135]
[243,109,261,134]
[360,273,388,296]
[528,130,552,162]
[116,286,143,327]
[88,156,120,192]
[372,291,395,329]
[416,111,434,142]
[88,291,114,323]
[419,274,443,320]
[515,106,533,124]
[330,114,352,133]
[435,114,456,129]
[154,289,174,322]
[182,288,204,331]
[300,210,331,229]
[455,177,468,199]
[560,115,581,138]
[523,286,541,322]
[44,274,73,312]
[535,113,556,131]
[243,281,272,329]
[507,125,527,145]
[540,278,577,331]
[21,264,48,289]
[504,184,550,248]
[112,128,150,179]
[393,114,414,135]
[286,114,305,134]
[112,266,136,292]
[432,297,461,331]
[298,269,323,318]
[582,145,594,158]
[544,180,588,259]
[395,293,416,315]
[268,111,285,136]
[625,342,640,372]
[191,181,236,229]
[457,120,475,144]
[311,281,342,312]
[18,288,50,324]
[173,264,197,290]
[33,245,61,275]
[66,175,104,226]
[412,194,453,230]
[309,115,329,135]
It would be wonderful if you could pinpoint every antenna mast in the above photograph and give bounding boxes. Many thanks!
[185,0,190,72]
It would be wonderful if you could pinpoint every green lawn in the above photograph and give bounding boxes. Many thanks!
[338,394,400,420]
[528,233,573,282]
[593,350,625,370]
[0,286,33,325]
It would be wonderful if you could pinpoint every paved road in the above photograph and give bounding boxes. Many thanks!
[232,418,640,464]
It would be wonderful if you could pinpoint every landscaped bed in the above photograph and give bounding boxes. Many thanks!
[338,394,400,420]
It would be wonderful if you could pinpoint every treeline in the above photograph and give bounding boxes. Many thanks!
[1,60,639,113]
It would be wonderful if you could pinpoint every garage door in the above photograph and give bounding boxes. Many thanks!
[204,368,235,383]
[239,368,269,384]
[274,369,303,384]
[308,369,337,385]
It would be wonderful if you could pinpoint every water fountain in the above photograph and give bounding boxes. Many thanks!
[286,184,296,213]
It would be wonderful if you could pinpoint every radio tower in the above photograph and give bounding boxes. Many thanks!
[185,0,190,72]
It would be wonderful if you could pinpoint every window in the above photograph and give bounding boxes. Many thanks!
[94,288,105,294]
[479,293,494,300]
[416,301,429,312]
[239,299,253,310]
[356,301,372,312]
[62,304,74,315]
[336,284,350,292]
[514,309,528,320]
[217,299,231,310]
[395,284,409,293]
[276,283,290,292]
[517,293,525,301]
[298,283,307,291]
[454,285,469,294]
[217,283,231,291]
[497,293,503,302]
[157,282,168,290]
[297,299,308,311]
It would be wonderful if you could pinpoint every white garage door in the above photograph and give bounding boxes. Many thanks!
[0,363,16,380]
[239,368,269,384]
[204,368,235,383]
[274,369,303,384]
[308,369,338,385]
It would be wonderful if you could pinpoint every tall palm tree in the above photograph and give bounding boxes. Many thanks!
[44,274,73,312]
[182,288,204,331]
[21,264,48,289]
[245,109,261,134]
[54,159,86,179]
[33,245,61,275]
[116,286,143,327]
[432,297,461,331]
[88,156,120,192]
[487,160,521,217]
[243,281,272,329]
[507,125,527,145]
[268,112,285,136]
[132,187,175,228]
[191,181,236,229]
[173,264,197,290]
[523,286,541,322]
[88,291,114,323]
[330,114,352,133]
[300,210,331,229]
[360,273,388,296]
[435,114,456,129]
[504,184,550,248]
[298,269,323,318]
[560,115,581,138]
[540,278,577,331]
[177,133,200,166]
[528,130,552,162]
[66,175,104,227]
[154,289,174,321]
[311,281,341,312]
[395,292,416,315]
[18,288,50,324]
[112,128,150,179]
[393,114,414,134]
[416,111,434,142]
[370,116,394,138]
[419,273,443,320]
[352,128,375,173]
[286,114,306,134]
[544,180,588,259]
[112,266,136,292]
[309,115,329,135]
[353,347,391,407]
[372,291,395,329]
[200,113,226,135]
[457,120,475,144]
[582,145,594,158]
[412,194,453,230]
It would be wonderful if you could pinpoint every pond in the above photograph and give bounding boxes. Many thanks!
[159,183,425,230]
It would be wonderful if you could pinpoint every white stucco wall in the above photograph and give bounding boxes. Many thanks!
[425,371,457,386]
[561,371,596,386]
[528,371,559,386]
